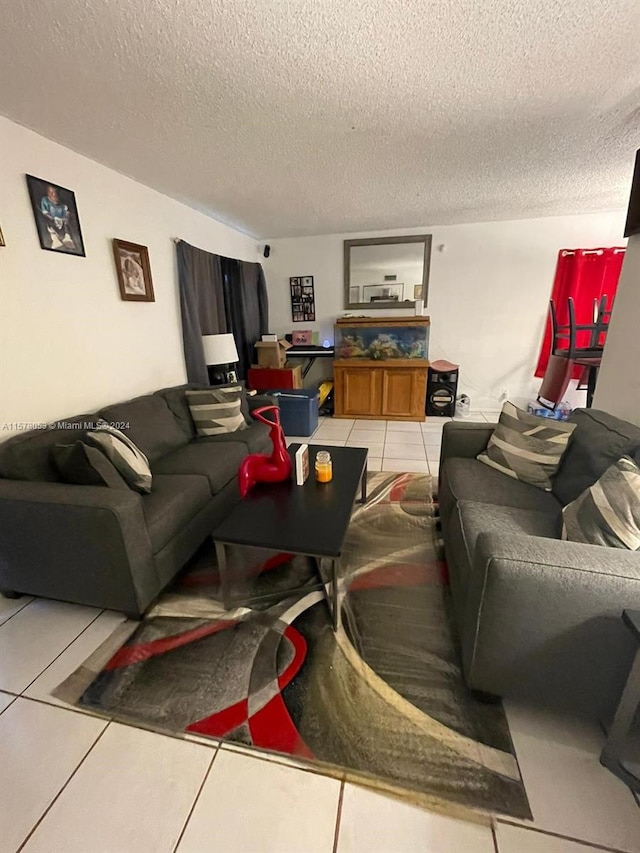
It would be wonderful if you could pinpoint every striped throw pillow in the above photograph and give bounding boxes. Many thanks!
[477,402,576,491]
[562,456,640,549]
[85,420,152,493]
[186,387,248,436]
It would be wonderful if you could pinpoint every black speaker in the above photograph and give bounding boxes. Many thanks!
[263,244,271,258]
[426,362,459,417]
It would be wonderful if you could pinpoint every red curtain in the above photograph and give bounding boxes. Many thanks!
[535,247,626,379]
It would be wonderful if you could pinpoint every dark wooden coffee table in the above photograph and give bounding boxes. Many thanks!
[600,609,640,793]
[211,444,368,630]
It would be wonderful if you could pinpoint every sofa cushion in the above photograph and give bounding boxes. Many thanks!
[51,441,130,490]
[0,415,95,482]
[152,441,248,495]
[553,409,640,506]
[441,457,562,515]
[141,474,211,553]
[155,384,207,442]
[562,456,640,550]
[477,402,576,491]
[99,394,188,463]
[458,500,562,554]
[196,422,272,453]
[86,421,152,494]
[186,387,248,436]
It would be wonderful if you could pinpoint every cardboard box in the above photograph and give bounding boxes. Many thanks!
[247,365,303,391]
[255,339,291,368]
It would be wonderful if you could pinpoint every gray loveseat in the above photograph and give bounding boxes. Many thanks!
[439,408,640,721]
[0,385,275,617]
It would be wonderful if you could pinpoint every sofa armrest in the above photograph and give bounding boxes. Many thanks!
[248,393,279,413]
[0,479,157,614]
[462,531,640,717]
[440,422,494,471]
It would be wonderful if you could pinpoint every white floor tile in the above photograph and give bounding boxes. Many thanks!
[426,450,442,465]
[313,429,353,441]
[384,443,427,460]
[422,417,450,427]
[0,599,101,694]
[0,698,106,851]
[177,748,340,853]
[0,690,16,713]
[286,435,313,445]
[422,432,443,446]
[349,428,387,442]
[0,593,34,626]
[354,420,386,430]
[382,458,429,473]
[346,440,384,456]
[385,429,425,445]
[323,418,355,427]
[384,421,422,432]
[505,701,640,852]
[366,457,383,472]
[309,438,347,447]
[24,610,126,708]
[24,722,212,853]
[494,822,605,852]
[337,784,495,853]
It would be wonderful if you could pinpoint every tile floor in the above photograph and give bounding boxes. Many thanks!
[286,411,499,474]
[1,589,639,851]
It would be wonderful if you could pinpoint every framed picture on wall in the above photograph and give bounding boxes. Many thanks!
[26,174,86,256]
[290,275,316,322]
[112,239,155,302]
[413,284,423,299]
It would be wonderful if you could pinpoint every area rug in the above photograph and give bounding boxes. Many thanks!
[57,472,531,821]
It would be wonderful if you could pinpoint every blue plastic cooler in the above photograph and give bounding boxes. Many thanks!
[269,389,319,436]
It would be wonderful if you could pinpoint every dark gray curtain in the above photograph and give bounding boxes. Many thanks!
[222,259,269,380]
[176,240,228,384]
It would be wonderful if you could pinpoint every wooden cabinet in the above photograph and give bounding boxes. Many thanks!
[333,315,430,421]
[334,360,428,421]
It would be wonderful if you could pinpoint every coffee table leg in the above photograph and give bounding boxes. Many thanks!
[331,557,341,631]
[600,649,640,792]
[214,541,232,611]
[360,460,368,504]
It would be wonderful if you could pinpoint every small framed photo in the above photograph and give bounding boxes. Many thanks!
[26,175,86,256]
[112,239,155,302]
[413,285,423,299]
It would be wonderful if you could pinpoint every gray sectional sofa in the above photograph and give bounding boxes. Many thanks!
[439,408,640,721]
[0,385,274,617]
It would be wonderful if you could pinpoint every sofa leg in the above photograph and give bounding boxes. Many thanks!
[1,590,23,599]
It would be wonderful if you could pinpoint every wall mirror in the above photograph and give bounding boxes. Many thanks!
[344,234,432,310]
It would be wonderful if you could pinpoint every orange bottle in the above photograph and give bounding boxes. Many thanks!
[315,451,333,483]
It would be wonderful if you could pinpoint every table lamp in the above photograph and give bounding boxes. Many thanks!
[202,333,239,385]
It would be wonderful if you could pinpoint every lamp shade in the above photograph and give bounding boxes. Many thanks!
[202,333,239,365]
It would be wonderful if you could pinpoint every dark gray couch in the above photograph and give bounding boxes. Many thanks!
[439,408,640,721]
[0,385,275,617]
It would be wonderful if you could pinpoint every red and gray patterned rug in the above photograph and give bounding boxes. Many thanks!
[58,473,530,821]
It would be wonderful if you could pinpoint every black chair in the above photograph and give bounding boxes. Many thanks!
[540,295,612,409]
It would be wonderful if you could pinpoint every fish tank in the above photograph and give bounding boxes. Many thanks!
[335,319,429,360]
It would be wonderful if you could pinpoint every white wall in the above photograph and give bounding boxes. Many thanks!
[0,117,257,438]
[264,214,627,409]
[593,234,640,425]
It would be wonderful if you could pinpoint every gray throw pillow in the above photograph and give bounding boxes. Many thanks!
[85,420,152,493]
[477,401,576,491]
[52,441,131,490]
[562,456,640,549]
[186,387,249,436]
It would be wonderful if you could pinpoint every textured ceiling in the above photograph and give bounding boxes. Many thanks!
[1,0,639,238]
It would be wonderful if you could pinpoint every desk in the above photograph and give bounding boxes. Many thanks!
[286,346,335,378]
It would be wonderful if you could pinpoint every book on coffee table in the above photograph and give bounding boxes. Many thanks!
[295,444,310,485]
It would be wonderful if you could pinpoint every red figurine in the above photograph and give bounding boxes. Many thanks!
[238,405,292,497]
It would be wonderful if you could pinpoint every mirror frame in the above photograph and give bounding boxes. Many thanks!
[343,234,432,310]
